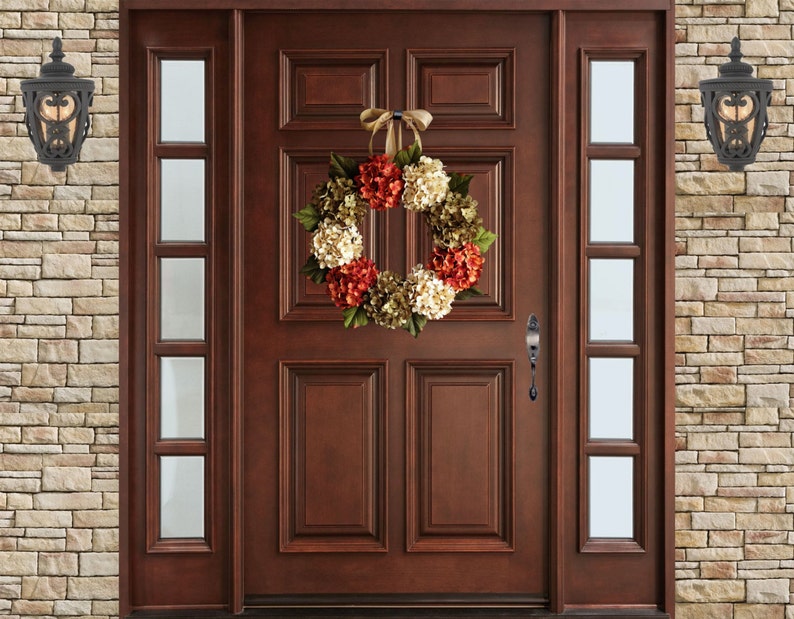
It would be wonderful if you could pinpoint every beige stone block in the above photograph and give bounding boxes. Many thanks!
[21,364,67,387]
[745,0,780,17]
[691,512,735,530]
[736,513,794,530]
[20,576,67,601]
[676,277,718,301]
[12,600,54,615]
[747,408,780,425]
[737,318,793,335]
[677,604,734,619]
[67,363,118,387]
[740,448,794,465]
[741,433,792,448]
[79,340,118,363]
[0,551,37,575]
[700,366,738,385]
[93,315,119,338]
[79,137,118,162]
[38,552,78,577]
[700,562,737,579]
[676,172,745,195]
[735,605,785,619]
[65,530,92,552]
[0,339,37,363]
[745,213,780,230]
[92,528,118,552]
[34,492,102,510]
[15,510,72,528]
[676,579,744,603]
[41,254,92,279]
[65,316,92,339]
[675,530,707,548]
[677,384,744,407]
[747,579,789,603]
[79,552,118,576]
[73,297,118,315]
[72,509,118,528]
[38,340,78,364]
[66,162,119,186]
[746,544,794,560]
[739,253,794,269]
[747,171,790,196]
[676,472,718,496]
[690,317,735,334]
[66,576,118,600]
[676,335,707,353]
[41,467,92,492]
[747,383,790,408]
[687,236,738,255]
[687,432,738,451]
[15,297,74,316]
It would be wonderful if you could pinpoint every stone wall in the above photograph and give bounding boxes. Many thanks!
[0,1,120,618]
[675,0,794,617]
[1,1,794,618]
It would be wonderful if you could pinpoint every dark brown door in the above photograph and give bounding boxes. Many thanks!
[243,11,550,604]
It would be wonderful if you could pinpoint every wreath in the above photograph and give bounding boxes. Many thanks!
[293,109,496,338]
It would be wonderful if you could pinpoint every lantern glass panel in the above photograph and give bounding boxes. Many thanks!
[37,92,79,149]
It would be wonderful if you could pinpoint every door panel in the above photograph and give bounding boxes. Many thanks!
[243,10,549,602]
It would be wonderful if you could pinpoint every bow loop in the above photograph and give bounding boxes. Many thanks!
[360,108,433,157]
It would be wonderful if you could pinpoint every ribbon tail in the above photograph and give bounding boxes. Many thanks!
[384,120,397,158]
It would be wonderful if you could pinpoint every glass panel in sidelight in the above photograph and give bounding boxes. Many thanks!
[589,357,633,440]
[589,258,633,342]
[589,160,634,243]
[160,356,205,440]
[590,60,635,144]
[589,456,633,538]
[160,258,205,341]
[160,455,205,539]
[160,159,206,242]
[160,59,205,143]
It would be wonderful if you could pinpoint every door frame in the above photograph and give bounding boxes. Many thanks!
[119,2,675,616]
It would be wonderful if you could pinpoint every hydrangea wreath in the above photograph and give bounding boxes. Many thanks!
[294,141,496,337]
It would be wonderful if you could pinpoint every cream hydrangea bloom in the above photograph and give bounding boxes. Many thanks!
[402,156,450,212]
[407,265,456,320]
[311,220,363,268]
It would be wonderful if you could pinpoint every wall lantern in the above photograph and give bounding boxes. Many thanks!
[21,38,94,172]
[698,37,772,171]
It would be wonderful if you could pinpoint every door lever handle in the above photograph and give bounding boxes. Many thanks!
[525,314,540,401]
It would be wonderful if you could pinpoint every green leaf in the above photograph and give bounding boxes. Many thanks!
[455,286,484,301]
[407,141,422,164]
[342,305,369,329]
[402,313,428,338]
[329,152,359,180]
[393,149,411,169]
[448,172,474,197]
[299,254,329,285]
[293,204,321,232]
[472,227,497,254]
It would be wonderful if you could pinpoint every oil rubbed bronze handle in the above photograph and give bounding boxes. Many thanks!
[526,314,540,401]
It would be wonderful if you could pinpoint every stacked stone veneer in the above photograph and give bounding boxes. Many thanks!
[676,0,794,617]
[0,1,120,618]
[0,2,793,619]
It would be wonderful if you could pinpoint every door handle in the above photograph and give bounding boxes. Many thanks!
[525,314,540,401]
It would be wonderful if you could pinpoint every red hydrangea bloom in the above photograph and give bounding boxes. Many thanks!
[356,154,404,210]
[325,256,379,309]
[426,242,484,291]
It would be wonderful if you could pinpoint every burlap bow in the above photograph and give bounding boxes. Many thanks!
[359,108,433,157]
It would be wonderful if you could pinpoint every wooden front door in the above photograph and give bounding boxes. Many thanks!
[242,11,550,604]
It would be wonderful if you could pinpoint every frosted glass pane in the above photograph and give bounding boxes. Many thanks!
[160,60,205,143]
[590,259,633,342]
[160,258,205,341]
[589,456,633,538]
[590,61,634,144]
[160,456,204,539]
[160,159,205,242]
[590,160,634,243]
[160,357,205,439]
[589,358,633,440]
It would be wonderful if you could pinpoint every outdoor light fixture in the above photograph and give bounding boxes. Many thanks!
[698,37,773,171]
[21,37,94,172]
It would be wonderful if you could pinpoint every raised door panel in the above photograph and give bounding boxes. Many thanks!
[407,361,514,552]
[280,361,387,552]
